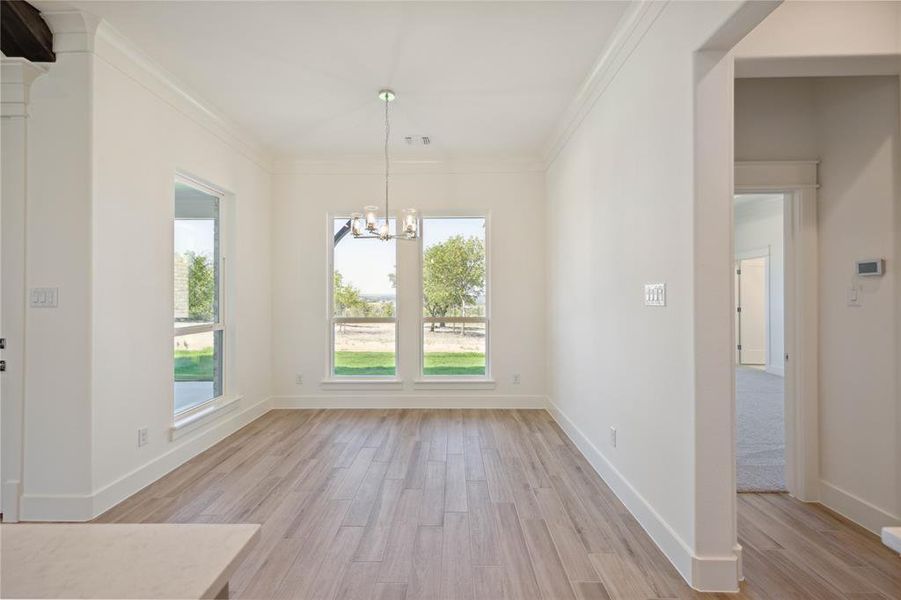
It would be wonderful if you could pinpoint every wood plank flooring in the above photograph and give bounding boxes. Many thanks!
[96,410,901,599]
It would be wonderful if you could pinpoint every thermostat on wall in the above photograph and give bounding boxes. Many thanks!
[856,258,884,277]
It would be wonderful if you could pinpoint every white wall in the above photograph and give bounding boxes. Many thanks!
[735,76,901,530]
[544,0,771,590]
[734,195,785,375]
[88,31,273,510]
[270,167,546,407]
[21,50,95,517]
[17,22,273,519]
[734,1,901,78]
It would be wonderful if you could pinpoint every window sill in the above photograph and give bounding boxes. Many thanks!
[170,395,241,441]
[413,378,496,390]
[320,377,404,390]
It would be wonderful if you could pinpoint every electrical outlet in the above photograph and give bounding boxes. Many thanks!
[137,427,148,447]
[512,373,521,385]
[609,426,617,448]
[295,374,304,385]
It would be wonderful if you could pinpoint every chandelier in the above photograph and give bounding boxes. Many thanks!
[351,89,418,241]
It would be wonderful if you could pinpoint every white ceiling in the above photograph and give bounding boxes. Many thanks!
[61,1,629,162]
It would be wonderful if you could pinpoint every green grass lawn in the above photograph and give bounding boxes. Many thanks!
[424,352,486,376]
[334,351,396,376]
[334,351,485,376]
[175,348,214,381]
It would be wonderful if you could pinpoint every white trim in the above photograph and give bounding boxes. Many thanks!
[20,397,272,522]
[40,9,100,54]
[734,246,769,261]
[765,364,785,377]
[1,58,47,119]
[734,165,820,503]
[20,493,94,522]
[412,379,496,391]
[319,378,404,391]
[546,400,742,592]
[734,161,818,191]
[172,173,231,421]
[1,480,22,522]
[819,480,901,535]
[273,395,544,410]
[174,323,225,336]
[327,213,400,380]
[170,395,242,441]
[542,0,667,166]
[881,527,901,554]
[545,400,724,590]
[272,158,544,175]
[90,21,273,171]
[417,214,491,381]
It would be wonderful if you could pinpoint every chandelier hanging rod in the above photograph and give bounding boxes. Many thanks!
[350,88,418,241]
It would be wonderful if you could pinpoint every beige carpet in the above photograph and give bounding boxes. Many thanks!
[736,366,786,492]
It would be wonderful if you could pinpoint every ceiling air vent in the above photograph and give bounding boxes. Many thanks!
[404,135,431,146]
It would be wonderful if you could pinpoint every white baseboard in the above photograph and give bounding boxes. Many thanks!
[545,399,740,593]
[20,397,273,522]
[1,480,22,522]
[765,364,785,377]
[20,491,94,522]
[272,394,547,409]
[819,479,901,534]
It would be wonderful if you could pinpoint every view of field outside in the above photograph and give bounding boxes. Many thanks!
[421,217,486,375]
[333,218,397,375]
[331,216,486,376]
[173,183,221,413]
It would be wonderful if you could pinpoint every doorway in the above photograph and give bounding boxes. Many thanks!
[734,193,786,492]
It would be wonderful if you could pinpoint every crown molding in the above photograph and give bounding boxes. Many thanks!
[92,21,274,172]
[541,0,668,168]
[40,9,101,54]
[273,157,545,175]
[1,57,47,118]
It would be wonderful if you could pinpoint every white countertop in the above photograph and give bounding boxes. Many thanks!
[0,523,259,599]
[882,526,901,554]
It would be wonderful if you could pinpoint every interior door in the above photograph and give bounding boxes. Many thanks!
[737,257,767,365]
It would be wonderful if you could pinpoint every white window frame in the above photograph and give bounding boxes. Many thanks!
[326,213,400,381]
[417,213,491,381]
[172,173,229,420]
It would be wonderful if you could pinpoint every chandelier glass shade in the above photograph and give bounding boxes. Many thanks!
[350,89,418,241]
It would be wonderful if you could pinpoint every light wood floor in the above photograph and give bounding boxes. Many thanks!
[96,410,901,599]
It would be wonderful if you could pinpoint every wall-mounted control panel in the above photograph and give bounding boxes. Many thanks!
[644,283,666,306]
[856,258,884,277]
[29,287,58,308]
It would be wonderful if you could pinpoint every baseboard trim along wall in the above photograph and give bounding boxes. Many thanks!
[19,396,273,522]
[819,479,901,535]
[1,480,22,522]
[271,394,547,410]
[765,364,785,377]
[545,399,741,593]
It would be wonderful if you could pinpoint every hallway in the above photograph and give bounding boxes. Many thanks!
[736,367,786,492]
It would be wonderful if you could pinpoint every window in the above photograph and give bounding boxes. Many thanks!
[421,217,488,377]
[173,180,224,415]
[330,217,397,377]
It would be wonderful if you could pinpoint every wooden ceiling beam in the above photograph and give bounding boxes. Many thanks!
[1,0,54,62]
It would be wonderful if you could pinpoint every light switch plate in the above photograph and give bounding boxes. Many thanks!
[29,287,58,308]
[644,283,666,306]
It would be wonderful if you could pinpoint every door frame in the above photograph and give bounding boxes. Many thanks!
[735,161,819,502]
[735,250,770,366]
